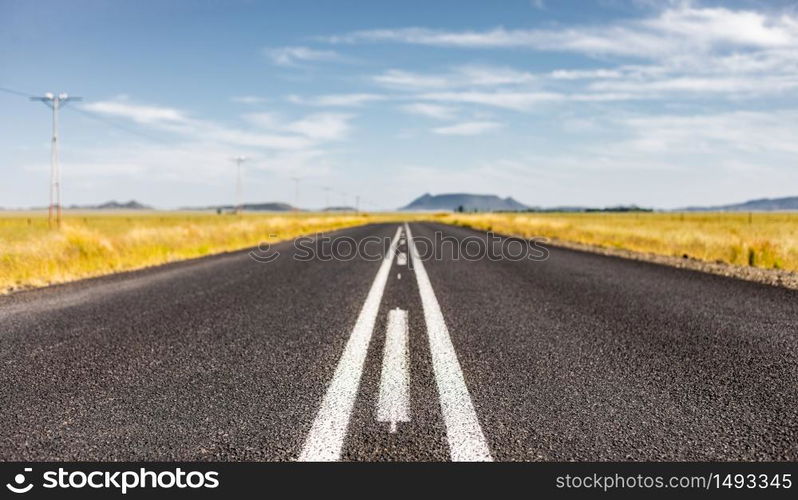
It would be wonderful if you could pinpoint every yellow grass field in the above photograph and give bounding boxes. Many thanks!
[440,212,798,273]
[2,211,798,294]
[0,211,422,294]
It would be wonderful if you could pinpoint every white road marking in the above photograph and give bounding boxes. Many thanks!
[377,308,411,433]
[397,252,407,266]
[404,223,493,462]
[397,272,402,280]
[299,225,403,461]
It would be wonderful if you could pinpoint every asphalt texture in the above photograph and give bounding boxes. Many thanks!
[1,222,796,461]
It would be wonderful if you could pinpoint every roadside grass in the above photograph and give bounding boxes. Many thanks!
[0,211,424,294]
[439,212,798,272]
[3,211,798,294]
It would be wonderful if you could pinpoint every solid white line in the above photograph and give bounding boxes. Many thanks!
[299,225,403,461]
[397,252,407,266]
[404,223,493,461]
[377,308,411,433]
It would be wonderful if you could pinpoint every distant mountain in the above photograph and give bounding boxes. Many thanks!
[681,196,798,212]
[182,202,298,212]
[239,202,296,211]
[530,205,652,213]
[67,200,152,210]
[322,206,357,212]
[401,193,529,212]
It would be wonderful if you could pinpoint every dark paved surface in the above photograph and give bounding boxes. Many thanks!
[1,222,796,461]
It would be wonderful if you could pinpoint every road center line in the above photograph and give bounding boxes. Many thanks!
[377,308,411,433]
[299,225,403,461]
[404,223,493,461]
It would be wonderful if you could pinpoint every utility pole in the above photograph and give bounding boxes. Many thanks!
[355,195,360,213]
[31,92,81,228]
[290,176,300,212]
[231,156,248,214]
[323,187,331,210]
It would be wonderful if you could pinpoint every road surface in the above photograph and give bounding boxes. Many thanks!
[1,222,796,461]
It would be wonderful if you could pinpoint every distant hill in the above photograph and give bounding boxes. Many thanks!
[323,206,357,212]
[67,200,152,210]
[401,193,528,212]
[239,202,296,211]
[681,196,798,212]
[182,202,298,212]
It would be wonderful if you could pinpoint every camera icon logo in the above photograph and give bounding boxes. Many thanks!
[6,468,33,494]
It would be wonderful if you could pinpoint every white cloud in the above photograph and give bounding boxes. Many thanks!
[45,101,352,207]
[373,69,451,89]
[284,113,353,140]
[549,68,622,80]
[456,65,538,86]
[239,111,355,142]
[589,74,798,95]
[80,99,354,151]
[374,65,538,90]
[263,46,341,66]
[327,5,798,58]
[205,127,314,150]
[616,110,798,155]
[231,96,269,104]
[82,101,187,125]
[400,103,458,120]
[433,121,503,135]
[643,6,795,48]
[242,112,280,128]
[327,5,798,106]
[327,27,537,48]
[421,91,565,110]
[412,90,638,111]
[35,145,335,193]
[288,93,386,106]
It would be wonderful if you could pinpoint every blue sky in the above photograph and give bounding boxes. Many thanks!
[2,0,797,209]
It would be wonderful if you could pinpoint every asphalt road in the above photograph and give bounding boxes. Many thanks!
[1,222,796,461]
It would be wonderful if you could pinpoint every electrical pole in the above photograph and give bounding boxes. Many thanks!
[323,187,331,210]
[231,156,248,214]
[31,92,81,228]
[355,195,360,213]
[290,176,300,212]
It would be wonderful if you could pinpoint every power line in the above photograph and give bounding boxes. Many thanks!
[68,105,176,145]
[8,85,391,212]
[3,88,179,145]
[0,86,34,98]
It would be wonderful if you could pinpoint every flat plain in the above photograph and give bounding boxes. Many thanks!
[3,211,797,294]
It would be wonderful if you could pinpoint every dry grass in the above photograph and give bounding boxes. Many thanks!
[4,210,798,294]
[440,212,798,272]
[0,211,420,294]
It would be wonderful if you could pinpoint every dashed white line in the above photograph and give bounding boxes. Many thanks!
[404,223,493,462]
[377,308,411,433]
[396,252,407,266]
[299,225,403,461]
